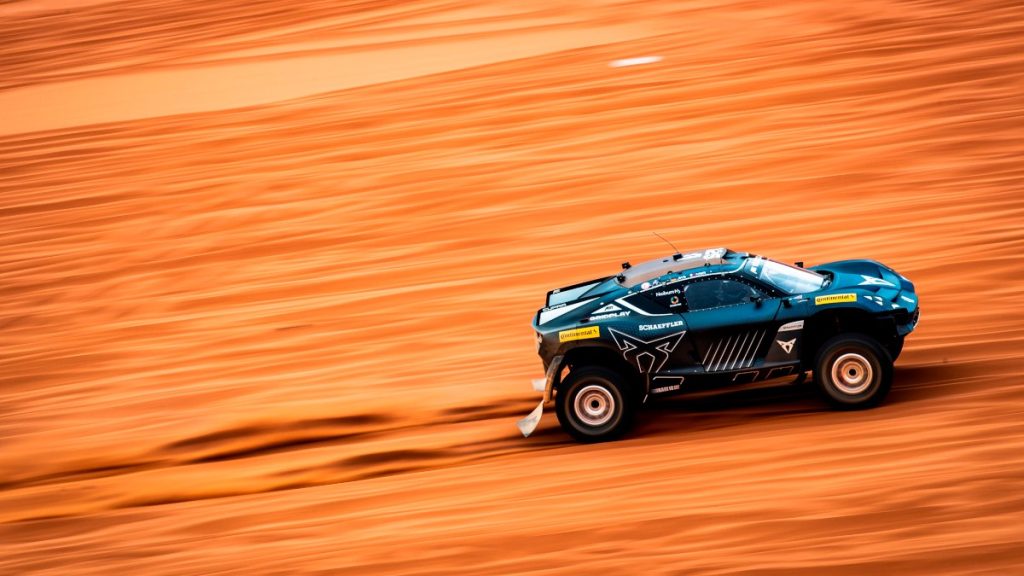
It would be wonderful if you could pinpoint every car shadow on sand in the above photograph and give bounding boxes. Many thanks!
[620,362,971,442]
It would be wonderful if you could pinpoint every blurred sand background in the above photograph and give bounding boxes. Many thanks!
[2,0,1024,573]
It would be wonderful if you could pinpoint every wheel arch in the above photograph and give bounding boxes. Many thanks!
[559,345,643,396]
[802,307,898,364]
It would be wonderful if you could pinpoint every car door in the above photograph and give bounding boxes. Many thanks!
[680,277,781,374]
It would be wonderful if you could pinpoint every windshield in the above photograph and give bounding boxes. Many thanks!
[756,259,827,294]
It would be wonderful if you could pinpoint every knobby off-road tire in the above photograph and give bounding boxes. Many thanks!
[555,367,635,442]
[814,333,893,409]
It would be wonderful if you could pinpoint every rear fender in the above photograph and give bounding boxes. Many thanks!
[540,355,564,403]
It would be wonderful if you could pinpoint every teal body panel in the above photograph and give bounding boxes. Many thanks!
[532,249,919,396]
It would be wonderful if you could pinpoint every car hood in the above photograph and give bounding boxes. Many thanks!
[810,259,914,292]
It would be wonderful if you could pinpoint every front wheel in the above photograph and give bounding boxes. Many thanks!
[555,367,635,442]
[886,337,905,361]
[814,334,893,409]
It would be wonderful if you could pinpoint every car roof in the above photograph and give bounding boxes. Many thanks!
[618,248,734,288]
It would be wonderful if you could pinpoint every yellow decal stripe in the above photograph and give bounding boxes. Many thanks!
[815,293,857,305]
[559,326,600,342]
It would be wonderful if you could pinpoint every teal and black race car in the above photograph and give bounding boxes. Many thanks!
[518,248,920,442]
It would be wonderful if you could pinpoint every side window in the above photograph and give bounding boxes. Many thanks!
[684,279,760,311]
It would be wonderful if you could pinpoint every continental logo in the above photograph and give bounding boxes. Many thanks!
[559,326,600,342]
[815,293,857,306]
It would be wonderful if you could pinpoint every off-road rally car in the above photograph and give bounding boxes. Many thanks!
[518,248,920,442]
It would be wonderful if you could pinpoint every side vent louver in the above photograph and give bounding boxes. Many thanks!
[702,329,765,372]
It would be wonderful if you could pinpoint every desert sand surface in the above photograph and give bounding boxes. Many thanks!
[2,0,1024,574]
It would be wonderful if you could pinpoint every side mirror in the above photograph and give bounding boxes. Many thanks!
[782,298,793,308]
[751,295,764,308]
[794,261,804,268]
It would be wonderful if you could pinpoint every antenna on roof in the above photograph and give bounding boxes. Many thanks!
[653,232,682,259]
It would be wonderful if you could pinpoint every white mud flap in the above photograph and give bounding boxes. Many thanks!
[516,400,544,438]
[518,356,562,438]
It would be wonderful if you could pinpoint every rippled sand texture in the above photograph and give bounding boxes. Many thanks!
[3,0,1024,574]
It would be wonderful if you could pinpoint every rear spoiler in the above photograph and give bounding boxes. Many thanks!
[545,276,612,308]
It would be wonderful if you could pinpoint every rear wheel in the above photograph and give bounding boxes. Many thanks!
[555,367,634,442]
[814,334,892,409]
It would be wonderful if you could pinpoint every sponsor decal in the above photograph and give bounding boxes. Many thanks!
[558,326,600,343]
[859,275,896,287]
[651,384,681,394]
[901,295,915,303]
[778,320,804,332]
[814,293,856,305]
[608,329,686,373]
[670,295,682,307]
[639,320,684,331]
[589,311,630,321]
[654,289,680,297]
[776,338,796,354]
[641,282,652,290]
[593,303,622,314]
[863,294,886,307]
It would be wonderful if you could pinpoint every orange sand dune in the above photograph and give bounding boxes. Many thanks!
[2,0,1024,574]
